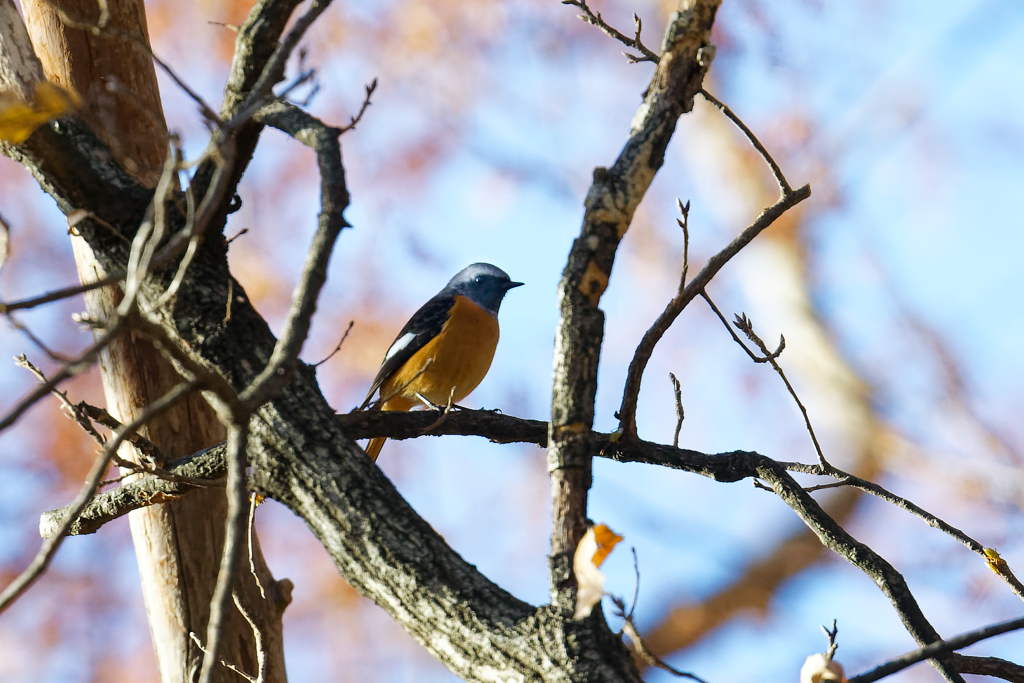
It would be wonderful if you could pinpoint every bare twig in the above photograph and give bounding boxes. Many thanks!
[81,402,165,465]
[821,620,839,660]
[609,595,707,682]
[189,631,257,683]
[617,183,811,436]
[0,377,196,614]
[0,272,123,314]
[700,291,773,363]
[248,494,266,600]
[225,0,336,131]
[9,315,74,363]
[699,89,791,195]
[628,547,640,620]
[561,0,659,63]
[731,310,827,468]
[617,199,690,436]
[313,320,353,367]
[15,355,105,444]
[783,462,1024,601]
[0,319,125,436]
[226,227,249,245]
[197,423,252,683]
[669,372,684,448]
[232,591,268,683]
[338,78,378,134]
[601,439,965,681]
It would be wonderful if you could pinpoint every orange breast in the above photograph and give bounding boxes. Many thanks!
[380,295,500,410]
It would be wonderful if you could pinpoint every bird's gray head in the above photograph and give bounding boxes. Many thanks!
[446,263,523,314]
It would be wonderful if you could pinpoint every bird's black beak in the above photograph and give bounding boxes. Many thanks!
[506,281,524,290]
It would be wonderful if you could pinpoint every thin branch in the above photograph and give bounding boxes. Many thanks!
[849,615,1024,683]
[248,494,267,600]
[242,101,350,408]
[313,320,353,367]
[669,372,684,448]
[617,185,810,436]
[699,88,792,195]
[0,272,123,314]
[601,438,964,681]
[232,590,268,683]
[617,199,689,436]
[610,595,708,683]
[9,315,74,362]
[225,0,336,132]
[337,77,378,134]
[0,318,125,436]
[189,632,257,683]
[788,464,1024,601]
[821,620,839,661]
[705,299,829,472]
[80,402,166,465]
[0,212,9,275]
[700,291,766,361]
[198,423,252,683]
[15,355,105,444]
[561,0,659,63]
[0,377,196,614]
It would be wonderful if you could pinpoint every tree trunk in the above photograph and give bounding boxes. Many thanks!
[16,1,289,680]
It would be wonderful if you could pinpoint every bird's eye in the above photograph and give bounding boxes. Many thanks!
[473,275,483,284]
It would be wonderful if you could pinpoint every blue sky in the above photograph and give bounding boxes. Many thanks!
[3,0,1024,681]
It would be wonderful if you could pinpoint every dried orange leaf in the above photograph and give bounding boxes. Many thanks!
[0,82,80,144]
[591,523,623,568]
[572,523,623,620]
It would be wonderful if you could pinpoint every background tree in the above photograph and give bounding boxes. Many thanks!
[1,1,1024,682]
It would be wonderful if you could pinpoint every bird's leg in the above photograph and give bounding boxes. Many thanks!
[414,392,446,411]
[418,387,457,435]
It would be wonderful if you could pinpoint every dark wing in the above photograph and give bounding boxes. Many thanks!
[361,292,453,406]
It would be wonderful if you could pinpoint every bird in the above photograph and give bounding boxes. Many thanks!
[361,263,523,461]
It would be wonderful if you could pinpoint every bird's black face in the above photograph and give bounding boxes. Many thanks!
[461,273,523,313]
[448,263,523,314]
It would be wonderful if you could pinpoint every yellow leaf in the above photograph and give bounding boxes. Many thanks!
[0,82,80,144]
[984,547,1009,575]
[590,523,623,568]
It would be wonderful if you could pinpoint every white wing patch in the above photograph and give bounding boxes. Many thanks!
[384,332,418,363]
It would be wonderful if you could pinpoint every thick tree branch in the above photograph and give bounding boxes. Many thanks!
[549,0,720,618]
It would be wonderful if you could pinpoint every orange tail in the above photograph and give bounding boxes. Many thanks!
[365,437,386,461]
